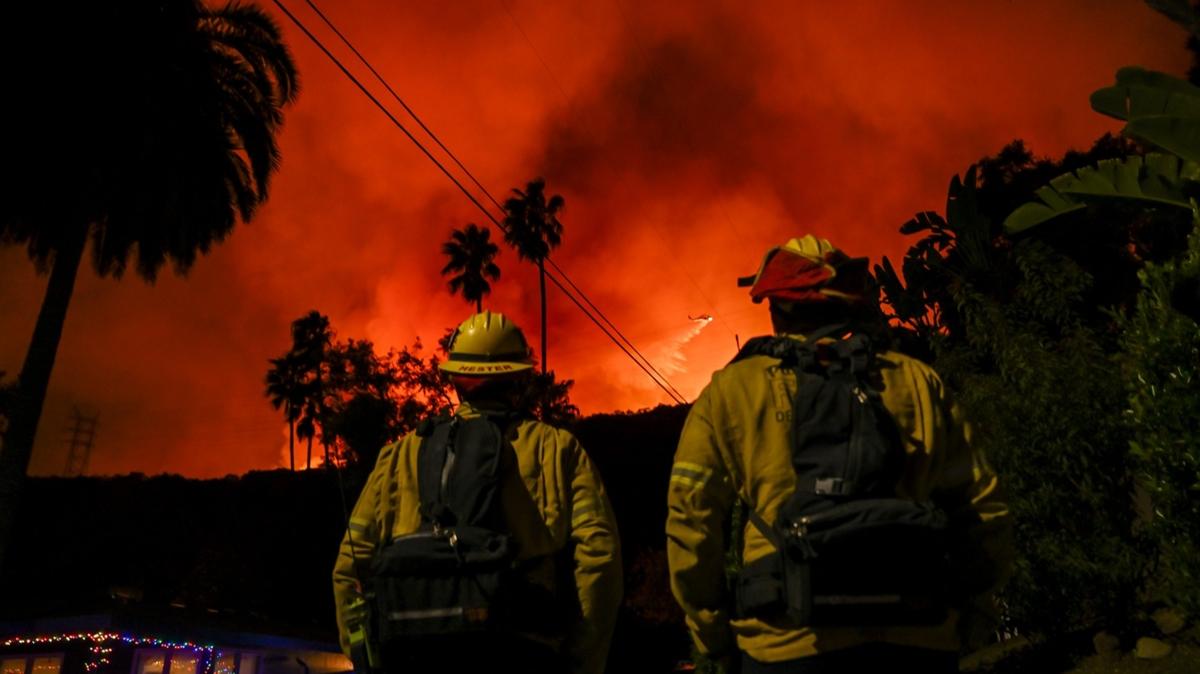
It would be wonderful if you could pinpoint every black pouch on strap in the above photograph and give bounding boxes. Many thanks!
[371,526,513,639]
[735,550,813,625]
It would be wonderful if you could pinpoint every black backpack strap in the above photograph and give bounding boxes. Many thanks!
[731,336,817,371]
[730,335,784,364]
[799,323,849,348]
[448,417,507,528]
[417,418,459,527]
[740,500,817,561]
[732,324,851,368]
[744,505,784,551]
[475,408,525,436]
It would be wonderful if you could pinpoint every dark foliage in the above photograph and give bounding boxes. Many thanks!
[1119,226,1200,616]
[265,313,454,470]
[518,370,582,426]
[872,133,1200,640]
[0,471,346,637]
[0,404,694,667]
[570,404,693,672]
[0,0,298,579]
[1,0,298,278]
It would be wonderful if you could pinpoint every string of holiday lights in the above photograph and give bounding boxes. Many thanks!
[2,633,221,674]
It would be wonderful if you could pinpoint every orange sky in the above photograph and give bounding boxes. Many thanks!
[0,0,1189,477]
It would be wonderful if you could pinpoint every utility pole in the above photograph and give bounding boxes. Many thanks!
[63,407,98,477]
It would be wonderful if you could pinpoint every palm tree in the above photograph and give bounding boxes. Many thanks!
[0,1,298,567]
[265,352,305,471]
[503,178,564,373]
[290,311,334,469]
[442,224,501,312]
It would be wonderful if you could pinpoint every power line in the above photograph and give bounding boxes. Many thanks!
[300,0,500,213]
[502,0,740,348]
[301,0,688,404]
[270,0,687,405]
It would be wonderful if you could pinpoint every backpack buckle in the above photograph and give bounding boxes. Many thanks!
[814,477,847,495]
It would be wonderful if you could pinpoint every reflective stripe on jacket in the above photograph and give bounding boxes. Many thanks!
[666,337,1012,663]
[333,402,623,674]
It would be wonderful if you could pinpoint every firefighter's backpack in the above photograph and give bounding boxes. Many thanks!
[367,414,554,648]
[732,326,952,626]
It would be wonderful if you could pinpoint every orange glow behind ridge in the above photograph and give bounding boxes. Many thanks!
[0,0,1189,476]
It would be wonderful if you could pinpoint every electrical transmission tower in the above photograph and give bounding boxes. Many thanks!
[64,407,99,477]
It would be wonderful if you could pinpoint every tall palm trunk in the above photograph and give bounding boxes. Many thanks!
[0,223,88,572]
[287,402,295,471]
[476,297,482,313]
[306,435,313,471]
[539,259,547,374]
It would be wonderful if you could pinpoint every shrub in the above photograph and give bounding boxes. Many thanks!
[1119,219,1200,615]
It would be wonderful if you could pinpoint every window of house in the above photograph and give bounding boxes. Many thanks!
[29,657,61,674]
[2,655,63,674]
[134,650,204,674]
[167,654,197,674]
[135,651,166,674]
[235,656,256,674]
[213,654,257,674]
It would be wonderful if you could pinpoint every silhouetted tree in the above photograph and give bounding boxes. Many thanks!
[290,312,334,469]
[503,178,564,373]
[873,136,1179,359]
[269,314,456,468]
[873,146,1173,639]
[441,224,501,312]
[0,1,298,569]
[325,393,397,469]
[390,340,455,431]
[322,339,401,467]
[517,370,580,427]
[265,352,305,471]
[323,339,456,466]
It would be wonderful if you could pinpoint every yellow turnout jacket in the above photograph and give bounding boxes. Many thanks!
[666,335,1011,663]
[333,402,623,674]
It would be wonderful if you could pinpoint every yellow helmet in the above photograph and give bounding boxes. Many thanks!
[737,234,869,304]
[439,311,534,375]
[783,234,839,260]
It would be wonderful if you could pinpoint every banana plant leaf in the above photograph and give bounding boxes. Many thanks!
[1091,67,1200,163]
[1144,0,1198,29]
[1003,153,1198,234]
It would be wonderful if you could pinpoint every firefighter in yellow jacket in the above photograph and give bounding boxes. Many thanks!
[667,236,1012,673]
[333,311,622,674]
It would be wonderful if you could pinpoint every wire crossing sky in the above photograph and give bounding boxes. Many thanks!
[0,0,1188,476]
[274,0,689,404]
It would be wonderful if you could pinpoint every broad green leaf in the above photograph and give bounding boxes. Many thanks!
[1090,68,1200,161]
[1091,67,1200,121]
[1126,116,1200,164]
[1003,153,1197,235]
[1005,201,1086,236]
